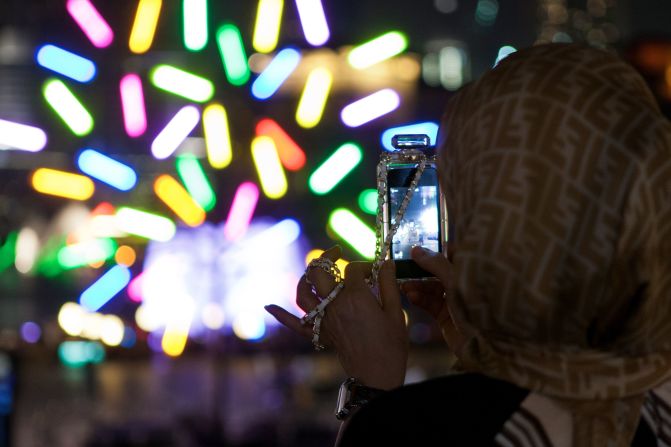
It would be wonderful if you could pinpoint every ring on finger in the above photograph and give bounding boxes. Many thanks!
[305,258,342,294]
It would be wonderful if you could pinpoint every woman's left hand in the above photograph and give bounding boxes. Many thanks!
[265,246,408,390]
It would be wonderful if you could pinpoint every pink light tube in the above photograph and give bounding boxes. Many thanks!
[224,182,259,241]
[120,74,147,137]
[66,0,114,48]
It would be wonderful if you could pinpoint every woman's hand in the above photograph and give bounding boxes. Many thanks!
[401,246,464,351]
[265,246,408,390]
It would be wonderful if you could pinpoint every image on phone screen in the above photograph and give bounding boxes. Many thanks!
[387,166,441,261]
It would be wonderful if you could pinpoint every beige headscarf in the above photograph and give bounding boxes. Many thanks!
[437,44,671,446]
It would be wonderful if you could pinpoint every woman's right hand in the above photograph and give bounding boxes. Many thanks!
[400,246,464,351]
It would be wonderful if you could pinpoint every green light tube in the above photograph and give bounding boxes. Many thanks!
[176,154,217,211]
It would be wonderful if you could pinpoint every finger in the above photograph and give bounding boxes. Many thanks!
[306,246,342,298]
[400,279,443,296]
[296,276,320,312]
[264,305,312,338]
[411,246,453,289]
[343,261,372,289]
[378,260,403,320]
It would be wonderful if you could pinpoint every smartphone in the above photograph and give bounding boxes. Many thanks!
[380,135,447,279]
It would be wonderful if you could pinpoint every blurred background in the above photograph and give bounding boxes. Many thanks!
[0,0,670,446]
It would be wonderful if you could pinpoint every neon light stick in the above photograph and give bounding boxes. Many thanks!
[295,0,329,46]
[80,265,132,311]
[255,118,305,170]
[119,74,147,137]
[150,64,214,102]
[328,208,376,259]
[380,121,439,151]
[216,24,250,86]
[251,136,287,199]
[183,0,208,51]
[308,142,362,194]
[77,149,137,191]
[295,67,331,128]
[224,182,259,241]
[253,0,283,53]
[66,0,114,48]
[154,174,206,227]
[251,48,300,100]
[358,189,378,214]
[115,207,176,241]
[57,238,117,269]
[36,45,96,83]
[162,309,193,356]
[151,105,200,159]
[31,168,94,200]
[176,154,216,211]
[0,119,47,152]
[202,103,232,169]
[43,79,94,136]
[129,0,162,54]
[341,88,400,127]
[348,31,408,69]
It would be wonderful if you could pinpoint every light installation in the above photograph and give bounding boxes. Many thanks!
[23,0,428,356]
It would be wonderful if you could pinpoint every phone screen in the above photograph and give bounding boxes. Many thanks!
[387,166,441,261]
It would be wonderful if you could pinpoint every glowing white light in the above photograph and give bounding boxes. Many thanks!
[58,302,87,336]
[341,89,400,127]
[15,227,39,274]
[201,303,225,330]
[295,0,330,46]
[232,312,266,340]
[0,119,47,152]
[151,105,201,159]
[439,46,465,90]
[100,315,125,346]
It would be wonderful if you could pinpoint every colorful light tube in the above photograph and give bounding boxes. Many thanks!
[31,168,94,200]
[224,182,259,241]
[0,119,47,152]
[295,0,330,46]
[154,174,206,227]
[66,0,114,48]
[251,136,287,199]
[328,208,376,259]
[341,88,400,127]
[251,48,300,100]
[43,79,94,136]
[57,238,117,269]
[358,189,378,214]
[255,118,305,171]
[183,0,208,51]
[150,64,214,102]
[252,0,283,53]
[36,45,96,83]
[115,207,176,241]
[347,31,408,69]
[80,265,132,312]
[119,74,147,137]
[0,232,17,275]
[129,0,162,54]
[176,154,216,211]
[248,218,300,250]
[202,103,232,168]
[380,121,439,151]
[216,24,250,86]
[308,142,362,195]
[76,149,138,191]
[162,310,193,357]
[151,105,201,159]
[295,67,331,128]
[15,227,39,274]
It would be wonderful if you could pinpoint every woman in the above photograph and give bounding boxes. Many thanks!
[266,43,671,446]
